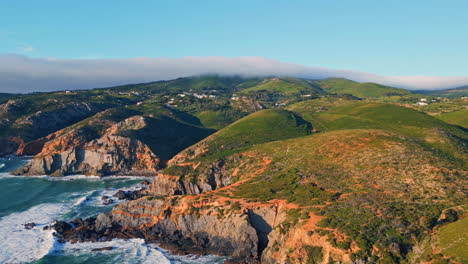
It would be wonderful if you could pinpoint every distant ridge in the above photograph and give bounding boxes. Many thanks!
[415,85,468,97]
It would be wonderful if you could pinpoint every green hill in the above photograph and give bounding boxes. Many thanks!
[163,113,466,263]
[437,109,468,128]
[239,77,323,95]
[289,99,467,162]
[315,78,412,98]
[172,109,312,161]
[109,75,250,94]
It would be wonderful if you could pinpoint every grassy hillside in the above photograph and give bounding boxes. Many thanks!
[161,99,466,263]
[434,216,468,263]
[239,77,323,95]
[315,78,412,98]
[235,128,465,263]
[437,109,468,128]
[172,109,312,161]
[109,75,249,94]
[234,77,325,108]
[163,124,467,263]
[289,99,468,167]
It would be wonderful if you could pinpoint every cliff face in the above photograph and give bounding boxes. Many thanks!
[14,115,161,176]
[15,135,159,176]
[55,194,288,262]
[55,185,353,264]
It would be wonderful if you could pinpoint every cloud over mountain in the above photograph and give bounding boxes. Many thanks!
[1,54,468,93]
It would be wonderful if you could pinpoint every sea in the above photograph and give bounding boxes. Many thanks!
[0,156,226,264]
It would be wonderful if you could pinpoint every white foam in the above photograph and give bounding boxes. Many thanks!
[0,173,47,179]
[158,247,228,264]
[0,203,69,264]
[46,174,101,181]
[43,174,152,181]
[0,163,5,169]
[72,191,95,207]
[58,239,171,264]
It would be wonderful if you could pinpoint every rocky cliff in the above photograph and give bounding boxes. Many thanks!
[54,192,291,262]
[14,115,161,176]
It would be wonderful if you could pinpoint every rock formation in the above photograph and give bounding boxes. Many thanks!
[14,115,161,176]
[54,195,289,263]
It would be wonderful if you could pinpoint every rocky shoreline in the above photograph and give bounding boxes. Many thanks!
[49,182,273,263]
[52,217,258,264]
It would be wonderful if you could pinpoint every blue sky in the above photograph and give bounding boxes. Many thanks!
[1,0,467,76]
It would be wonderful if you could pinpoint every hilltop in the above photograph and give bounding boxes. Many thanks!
[315,78,413,98]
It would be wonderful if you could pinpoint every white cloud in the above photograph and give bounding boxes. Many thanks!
[0,54,467,93]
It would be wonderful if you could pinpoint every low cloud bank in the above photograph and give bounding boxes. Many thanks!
[1,54,467,93]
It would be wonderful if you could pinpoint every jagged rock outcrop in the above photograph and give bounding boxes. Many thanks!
[149,160,231,195]
[53,191,300,263]
[54,198,262,261]
[15,135,159,176]
[14,115,161,176]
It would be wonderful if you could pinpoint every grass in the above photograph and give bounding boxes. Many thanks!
[437,109,468,128]
[239,77,323,95]
[195,109,246,130]
[186,109,312,160]
[435,216,468,263]
[289,99,468,168]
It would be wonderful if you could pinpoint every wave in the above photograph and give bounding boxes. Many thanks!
[0,174,226,263]
[54,239,171,264]
[0,203,69,264]
[39,174,152,181]
[51,239,226,264]
[0,163,4,169]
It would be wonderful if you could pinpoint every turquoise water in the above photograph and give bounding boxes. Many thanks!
[0,157,226,264]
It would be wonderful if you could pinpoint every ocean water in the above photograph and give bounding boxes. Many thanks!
[0,157,226,264]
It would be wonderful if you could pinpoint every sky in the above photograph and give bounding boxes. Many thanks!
[1,0,468,93]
